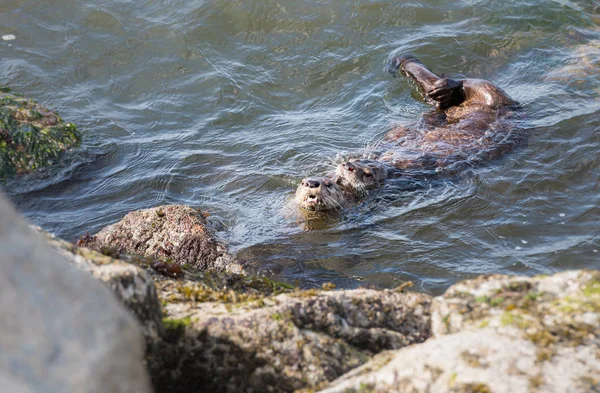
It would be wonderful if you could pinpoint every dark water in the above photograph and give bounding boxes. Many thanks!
[1,0,599,294]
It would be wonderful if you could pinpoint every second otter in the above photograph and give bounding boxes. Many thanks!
[332,55,522,197]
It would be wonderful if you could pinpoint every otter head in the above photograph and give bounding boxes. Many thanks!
[295,177,346,211]
[335,159,388,194]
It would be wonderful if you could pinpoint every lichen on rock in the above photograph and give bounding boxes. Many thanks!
[0,86,80,179]
[315,271,600,393]
[155,284,431,393]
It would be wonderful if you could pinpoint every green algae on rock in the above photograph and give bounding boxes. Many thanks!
[0,86,81,179]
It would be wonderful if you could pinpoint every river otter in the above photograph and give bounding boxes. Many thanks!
[335,55,522,195]
[334,159,389,194]
[295,55,522,211]
[295,176,350,211]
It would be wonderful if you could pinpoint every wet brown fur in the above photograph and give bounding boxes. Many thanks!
[337,57,522,186]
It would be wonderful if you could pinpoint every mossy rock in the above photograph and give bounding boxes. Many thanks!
[0,86,81,179]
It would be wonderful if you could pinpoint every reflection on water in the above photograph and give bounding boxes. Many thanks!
[1,0,599,294]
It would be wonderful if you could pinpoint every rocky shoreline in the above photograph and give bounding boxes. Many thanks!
[2,192,598,393]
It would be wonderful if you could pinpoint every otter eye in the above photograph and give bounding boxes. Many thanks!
[364,172,372,178]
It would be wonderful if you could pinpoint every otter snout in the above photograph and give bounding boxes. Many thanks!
[304,179,321,188]
[343,162,355,172]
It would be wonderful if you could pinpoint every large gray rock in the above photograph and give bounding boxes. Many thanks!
[0,193,152,393]
[315,271,600,393]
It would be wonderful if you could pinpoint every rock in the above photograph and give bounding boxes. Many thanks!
[41,228,165,342]
[314,328,600,393]
[78,204,246,273]
[0,86,81,179]
[0,193,151,393]
[155,282,431,393]
[315,271,600,393]
[43,228,432,393]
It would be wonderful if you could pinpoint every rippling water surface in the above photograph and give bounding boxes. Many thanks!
[2,0,599,294]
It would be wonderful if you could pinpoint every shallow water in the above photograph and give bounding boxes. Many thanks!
[1,0,599,294]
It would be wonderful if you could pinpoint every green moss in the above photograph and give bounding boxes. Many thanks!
[500,311,529,329]
[449,372,458,386]
[442,314,451,330]
[162,316,191,341]
[583,280,600,297]
[525,291,541,301]
[165,273,295,306]
[475,296,490,303]
[478,319,490,328]
[271,312,283,321]
[343,383,376,393]
[450,383,492,393]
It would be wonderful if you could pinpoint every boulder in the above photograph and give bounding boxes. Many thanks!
[77,204,246,273]
[0,86,80,179]
[0,193,151,393]
[42,229,165,342]
[155,283,431,393]
[315,271,600,393]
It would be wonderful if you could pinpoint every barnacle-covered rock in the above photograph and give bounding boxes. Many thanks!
[0,86,80,179]
[77,204,247,273]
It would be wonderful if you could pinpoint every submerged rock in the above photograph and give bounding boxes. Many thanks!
[78,204,246,273]
[315,271,600,393]
[0,192,151,393]
[0,86,80,179]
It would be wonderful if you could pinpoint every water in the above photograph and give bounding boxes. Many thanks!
[1,0,599,294]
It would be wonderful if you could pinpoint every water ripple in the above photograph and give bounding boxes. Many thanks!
[1,0,599,292]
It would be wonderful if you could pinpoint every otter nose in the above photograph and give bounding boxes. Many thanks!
[344,162,355,172]
[306,180,320,188]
